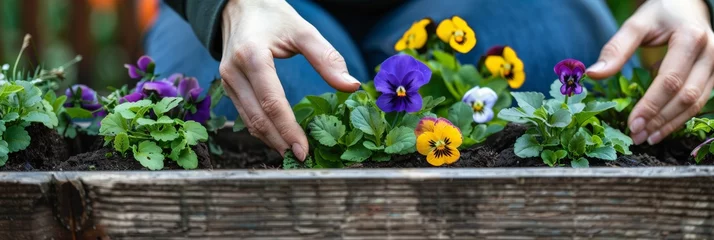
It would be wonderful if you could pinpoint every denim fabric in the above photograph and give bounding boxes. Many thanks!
[147,0,639,119]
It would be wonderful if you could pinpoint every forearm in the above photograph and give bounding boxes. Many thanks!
[163,0,228,60]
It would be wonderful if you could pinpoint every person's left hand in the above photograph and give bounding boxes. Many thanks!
[586,0,713,145]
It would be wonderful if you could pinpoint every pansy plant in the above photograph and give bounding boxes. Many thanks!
[283,54,441,168]
[0,35,67,166]
[498,59,633,168]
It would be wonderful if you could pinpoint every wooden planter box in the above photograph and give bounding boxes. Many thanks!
[2,167,714,239]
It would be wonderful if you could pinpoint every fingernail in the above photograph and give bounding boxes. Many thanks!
[632,130,648,145]
[647,131,662,145]
[342,72,361,84]
[586,61,606,73]
[292,143,306,161]
[630,118,645,133]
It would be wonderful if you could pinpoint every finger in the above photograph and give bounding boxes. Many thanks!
[237,48,310,161]
[646,73,714,145]
[292,25,361,92]
[645,47,714,135]
[222,80,275,149]
[586,19,648,79]
[219,62,290,155]
[627,28,707,134]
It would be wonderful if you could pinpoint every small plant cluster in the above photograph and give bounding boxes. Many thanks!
[0,34,76,166]
[284,54,443,168]
[686,118,714,163]
[498,59,634,167]
[584,67,653,132]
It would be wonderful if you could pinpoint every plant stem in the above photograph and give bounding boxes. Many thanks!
[563,95,569,105]
[391,112,404,128]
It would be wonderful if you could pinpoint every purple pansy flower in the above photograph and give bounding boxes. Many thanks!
[124,55,154,79]
[374,54,431,112]
[177,76,211,124]
[462,86,498,123]
[554,59,585,96]
[142,79,178,97]
[64,84,106,117]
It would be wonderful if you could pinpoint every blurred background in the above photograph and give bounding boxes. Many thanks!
[0,0,664,94]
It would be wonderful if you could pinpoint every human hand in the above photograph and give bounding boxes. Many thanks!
[219,0,361,160]
[586,0,713,145]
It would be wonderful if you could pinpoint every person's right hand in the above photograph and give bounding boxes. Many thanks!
[219,0,361,161]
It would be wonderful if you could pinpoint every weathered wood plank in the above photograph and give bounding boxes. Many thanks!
[0,173,64,240]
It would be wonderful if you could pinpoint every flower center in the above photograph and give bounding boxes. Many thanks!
[396,86,407,97]
[567,75,576,86]
[454,30,465,43]
[472,101,484,112]
[501,63,513,78]
[429,138,454,158]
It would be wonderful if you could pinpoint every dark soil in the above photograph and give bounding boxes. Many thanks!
[55,143,212,171]
[350,123,704,169]
[4,124,70,171]
[209,128,282,169]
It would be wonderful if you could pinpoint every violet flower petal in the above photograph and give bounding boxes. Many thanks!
[374,72,398,93]
[179,77,200,99]
[485,46,505,56]
[137,56,154,72]
[376,93,399,112]
[124,64,142,79]
[185,97,211,124]
[404,92,423,113]
[574,83,583,95]
[553,59,585,76]
[473,108,494,123]
[143,81,178,97]
[560,84,569,95]
[188,88,203,102]
[120,92,146,103]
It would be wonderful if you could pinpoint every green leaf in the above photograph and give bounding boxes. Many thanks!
[611,138,633,155]
[493,91,513,111]
[571,157,589,168]
[314,148,344,168]
[398,114,421,129]
[15,81,41,107]
[470,124,489,142]
[99,114,128,135]
[484,78,509,94]
[113,133,130,154]
[1,84,24,96]
[632,68,652,89]
[308,115,346,147]
[0,140,8,166]
[586,146,617,160]
[612,97,632,112]
[169,139,187,160]
[511,92,544,115]
[384,126,416,154]
[497,108,531,123]
[2,113,19,122]
[568,131,587,156]
[233,117,245,132]
[114,99,152,113]
[151,125,180,142]
[363,141,384,150]
[133,141,165,170]
[548,109,572,128]
[514,134,542,158]
[604,123,633,145]
[350,106,387,138]
[345,91,372,110]
[341,144,372,162]
[447,102,474,133]
[306,95,333,115]
[541,150,559,167]
[153,97,183,115]
[371,152,391,162]
[618,76,633,96]
[4,125,31,152]
[65,107,94,119]
[183,121,208,145]
[294,108,314,125]
[421,96,446,112]
[344,129,363,147]
[575,101,616,125]
[433,50,457,70]
[283,151,304,169]
[176,148,198,169]
[591,135,604,147]
[21,112,50,123]
[137,118,157,126]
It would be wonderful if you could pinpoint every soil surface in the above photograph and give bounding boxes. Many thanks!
[4,124,70,171]
[56,143,212,171]
[1,122,710,171]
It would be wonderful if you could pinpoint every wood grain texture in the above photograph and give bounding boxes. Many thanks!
[0,173,64,240]
[2,167,714,239]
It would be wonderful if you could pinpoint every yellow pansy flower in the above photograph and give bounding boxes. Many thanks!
[394,18,434,52]
[416,117,463,166]
[436,16,476,54]
[484,46,526,89]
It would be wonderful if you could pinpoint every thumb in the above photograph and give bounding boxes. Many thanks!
[293,26,361,92]
[586,20,648,79]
